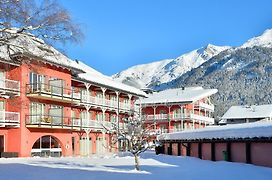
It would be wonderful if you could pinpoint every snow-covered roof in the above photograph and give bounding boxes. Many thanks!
[140,87,218,105]
[222,104,272,120]
[158,122,272,141]
[73,61,147,97]
[0,29,146,97]
[0,29,81,72]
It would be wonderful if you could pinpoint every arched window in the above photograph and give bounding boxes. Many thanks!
[31,135,62,157]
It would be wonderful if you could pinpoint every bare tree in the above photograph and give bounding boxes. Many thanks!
[0,0,83,46]
[104,113,155,171]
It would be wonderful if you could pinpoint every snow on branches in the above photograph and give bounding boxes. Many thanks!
[103,112,156,171]
[0,0,83,46]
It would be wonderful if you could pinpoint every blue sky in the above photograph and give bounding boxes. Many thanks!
[59,0,272,75]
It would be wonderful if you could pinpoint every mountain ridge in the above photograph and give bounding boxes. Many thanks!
[111,28,272,119]
[112,44,230,89]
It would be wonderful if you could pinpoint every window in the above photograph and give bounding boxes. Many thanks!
[49,78,64,94]
[110,95,117,101]
[71,110,76,119]
[123,98,129,104]
[29,72,45,91]
[110,114,116,122]
[29,103,63,124]
[30,102,45,123]
[173,108,181,118]
[174,122,181,131]
[49,105,63,124]
[160,125,167,133]
[81,89,88,102]
[96,112,103,121]
[159,110,167,114]
[96,92,103,99]
[0,101,5,111]
[96,92,103,104]
[0,71,5,79]
[31,136,62,157]
[80,111,92,120]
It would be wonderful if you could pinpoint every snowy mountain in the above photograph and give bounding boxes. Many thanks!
[112,44,229,89]
[172,45,272,118]
[112,28,272,119]
[242,29,272,48]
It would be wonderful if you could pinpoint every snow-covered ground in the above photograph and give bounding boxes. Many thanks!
[0,151,271,180]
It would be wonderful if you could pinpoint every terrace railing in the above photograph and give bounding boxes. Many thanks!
[26,83,80,102]
[142,113,214,124]
[26,114,113,130]
[0,111,20,127]
[0,78,20,97]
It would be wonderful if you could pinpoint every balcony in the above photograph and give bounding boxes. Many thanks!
[73,118,113,130]
[26,83,80,103]
[80,94,135,112]
[26,114,72,129]
[0,78,20,97]
[149,129,168,135]
[0,111,20,128]
[190,113,214,124]
[142,114,169,122]
[142,113,214,124]
[169,113,190,120]
[25,114,113,131]
[197,102,215,111]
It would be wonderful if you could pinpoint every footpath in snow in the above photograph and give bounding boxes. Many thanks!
[0,151,271,180]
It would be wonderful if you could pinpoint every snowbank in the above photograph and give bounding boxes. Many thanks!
[158,122,272,141]
[0,152,271,180]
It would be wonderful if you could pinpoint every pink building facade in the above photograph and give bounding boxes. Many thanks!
[0,34,146,157]
[140,87,218,138]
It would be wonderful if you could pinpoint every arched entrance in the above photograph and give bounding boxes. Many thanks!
[31,135,62,157]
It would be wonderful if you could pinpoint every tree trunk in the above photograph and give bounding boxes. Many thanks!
[134,154,140,171]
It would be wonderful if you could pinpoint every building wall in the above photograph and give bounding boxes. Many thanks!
[231,143,246,163]
[202,143,211,160]
[142,98,214,138]
[160,140,272,168]
[172,143,178,156]
[215,143,227,161]
[0,59,138,157]
[251,143,272,167]
[181,143,187,156]
[191,143,199,158]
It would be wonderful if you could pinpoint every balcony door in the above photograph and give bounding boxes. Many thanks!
[159,124,167,133]
[49,106,63,125]
[173,122,181,132]
[80,137,92,156]
[81,89,88,103]
[96,112,103,122]
[29,72,45,92]
[0,135,4,152]
[173,108,181,119]
[49,78,64,95]
[30,103,45,123]
[110,95,117,107]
